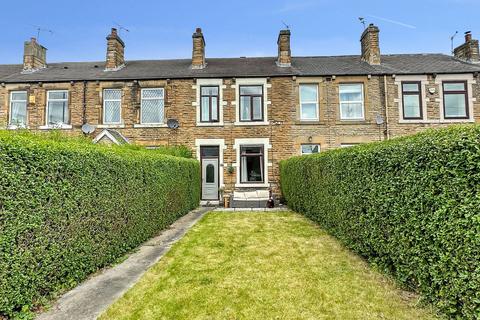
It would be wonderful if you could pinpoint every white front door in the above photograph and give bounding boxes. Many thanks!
[202,158,219,200]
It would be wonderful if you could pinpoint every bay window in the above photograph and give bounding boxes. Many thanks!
[9,91,28,127]
[103,89,122,124]
[240,145,264,183]
[300,84,319,120]
[339,83,364,120]
[141,88,164,124]
[443,81,468,119]
[239,85,263,122]
[401,82,422,119]
[47,90,69,126]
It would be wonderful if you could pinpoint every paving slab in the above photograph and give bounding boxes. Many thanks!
[36,207,210,320]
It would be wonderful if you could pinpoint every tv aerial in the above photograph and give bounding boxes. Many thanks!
[359,17,366,29]
[30,25,54,41]
[450,31,458,54]
[281,21,290,30]
[114,22,130,35]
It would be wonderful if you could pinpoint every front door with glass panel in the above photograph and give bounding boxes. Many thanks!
[201,146,219,200]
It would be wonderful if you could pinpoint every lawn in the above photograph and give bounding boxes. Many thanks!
[100,211,438,320]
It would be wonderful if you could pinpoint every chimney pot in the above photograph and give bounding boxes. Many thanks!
[360,23,381,65]
[192,27,206,69]
[465,31,472,42]
[277,29,292,67]
[105,27,125,71]
[454,31,479,63]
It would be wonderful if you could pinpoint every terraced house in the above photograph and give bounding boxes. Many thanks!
[1,24,480,204]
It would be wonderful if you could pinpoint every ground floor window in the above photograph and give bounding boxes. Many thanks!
[240,145,264,183]
[301,144,320,155]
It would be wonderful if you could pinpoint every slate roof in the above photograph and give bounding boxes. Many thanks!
[1,54,480,83]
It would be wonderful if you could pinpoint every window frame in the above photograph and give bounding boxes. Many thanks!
[9,90,28,127]
[102,88,122,125]
[239,85,264,122]
[339,83,365,120]
[401,81,423,120]
[300,144,320,155]
[140,88,165,125]
[239,145,265,184]
[299,83,319,121]
[442,80,469,119]
[46,90,69,126]
[200,85,220,123]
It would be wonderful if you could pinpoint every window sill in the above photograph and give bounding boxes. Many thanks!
[7,125,29,130]
[235,183,269,188]
[133,123,168,128]
[398,118,475,124]
[335,120,370,125]
[234,121,270,126]
[97,124,125,129]
[196,122,224,127]
[38,125,73,130]
[295,120,326,125]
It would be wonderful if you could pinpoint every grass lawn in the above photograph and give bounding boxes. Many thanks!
[100,211,438,320]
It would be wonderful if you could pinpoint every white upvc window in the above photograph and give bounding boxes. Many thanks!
[339,83,364,120]
[103,89,122,124]
[301,144,320,155]
[299,84,319,120]
[46,90,69,126]
[141,88,164,124]
[9,91,28,127]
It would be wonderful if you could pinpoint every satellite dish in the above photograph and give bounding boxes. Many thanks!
[167,119,179,129]
[375,114,385,125]
[81,123,95,134]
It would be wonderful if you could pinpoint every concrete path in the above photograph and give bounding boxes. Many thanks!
[36,207,210,320]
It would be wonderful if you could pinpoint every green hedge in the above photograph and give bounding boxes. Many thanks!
[280,125,480,319]
[0,132,200,318]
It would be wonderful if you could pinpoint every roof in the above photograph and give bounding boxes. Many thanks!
[1,54,480,83]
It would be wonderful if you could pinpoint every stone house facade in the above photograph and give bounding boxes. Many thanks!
[1,25,480,203]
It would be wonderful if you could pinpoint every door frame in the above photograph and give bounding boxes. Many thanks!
[195,139,226,197]
[200,146,220,200]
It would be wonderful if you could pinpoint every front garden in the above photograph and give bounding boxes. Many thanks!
[100,211,438,320]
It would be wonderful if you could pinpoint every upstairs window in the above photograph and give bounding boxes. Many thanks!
[240,145,264,183]
[443,81,468,119]
[402,82,422,119]
[103,89,122,124]
[239,85,263,122]
[299,84,319,120]
[47,90,69,126]
[141,88,164,124]
[339,83,364,120]
[9,91,27,127]
[301,144,320,155]
[200,86,219,122]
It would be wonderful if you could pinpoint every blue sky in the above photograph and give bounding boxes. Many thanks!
[0,0,479,64]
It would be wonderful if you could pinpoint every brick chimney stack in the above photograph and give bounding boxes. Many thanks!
[23,37,47,72]
[360,23,381,65]
[277,29,292,67]
[454,31,479,64]
[105,28,125,71]
[192,28,206,69]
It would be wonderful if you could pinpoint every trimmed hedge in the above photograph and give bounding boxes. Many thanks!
[280,125,480,319]
[0,132,200,318]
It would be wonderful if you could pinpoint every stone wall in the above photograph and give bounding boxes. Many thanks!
[1,73,478,196]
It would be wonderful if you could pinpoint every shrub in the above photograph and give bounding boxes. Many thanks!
[280,125,480,319]
[0,131,200,318]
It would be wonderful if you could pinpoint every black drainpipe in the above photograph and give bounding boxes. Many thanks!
[82,80,87,125]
